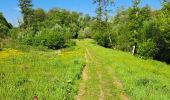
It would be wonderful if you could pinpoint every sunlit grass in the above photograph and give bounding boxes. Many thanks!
[1,39,170,100]
[0,46,85,99]
[81,39,170,100]
[0,48,23,59]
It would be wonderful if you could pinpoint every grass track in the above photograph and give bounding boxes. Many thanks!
[0,39,170,100]
[76,39,170,100]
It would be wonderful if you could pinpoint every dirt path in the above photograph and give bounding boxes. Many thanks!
[107,67,129,100]
[75,40,129,100]
[75,49,89,100]
[86,48,105,100]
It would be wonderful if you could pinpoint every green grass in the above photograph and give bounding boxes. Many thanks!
[0,46,85,99]
[1,39,170,100]
[77,39,170,100]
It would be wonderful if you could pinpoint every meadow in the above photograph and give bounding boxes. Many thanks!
[0,45,85,99]
[0,39,170,100]
[1,0,170,99]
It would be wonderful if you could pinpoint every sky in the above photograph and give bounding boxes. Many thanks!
[0,0,161,26]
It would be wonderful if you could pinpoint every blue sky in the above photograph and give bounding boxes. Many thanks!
[0,0,161,26]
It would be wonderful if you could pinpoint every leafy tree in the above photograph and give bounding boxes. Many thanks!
[19,0,33,27]
[33,8,46,23]
[93,0,102,22]
[0,13,11,38]
[137,39,159,59]
[92,0,115,47]
[0,23,9,38]
[127,0,141,47]
[103,0,114,22]
[0,13,12,29]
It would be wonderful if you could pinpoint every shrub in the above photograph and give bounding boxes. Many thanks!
[0,38,2,50]
[46,30,66,49]
[78,30,86,39]
[78,27,92,39]
[8,28,20,39]
[65,40,76,47]
[21,24,67,49]
[0,23,9,38]
[137,39,159,59]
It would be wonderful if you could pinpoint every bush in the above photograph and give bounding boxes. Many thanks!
[137,39,159,59]
[28,24,68,49]
[94,32,116,48]
[8,28,20,39]
[0,38,2,50]
[78,30,86,39]
[46,30,66,49]
[65,40,76,47]
[0,23,9,38]
[32,29,65,49]
[78,27,92,39]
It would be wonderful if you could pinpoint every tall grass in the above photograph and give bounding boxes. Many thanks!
[84,39,170,100]
[1,39,170,100]
[0,46,85,99]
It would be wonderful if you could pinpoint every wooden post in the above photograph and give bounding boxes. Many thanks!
[109,33,113,47]
[132,45,135,55]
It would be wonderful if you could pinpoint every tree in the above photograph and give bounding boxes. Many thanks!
[103,0,114,22]
[0,12,12,29]
[93,0,102,22]
[93,0,115,22]
[92,0,115,47]
[33,8,46,23]
[19,0,33,27]
[0,23,9,38]
[127,0,141,54]
[155,1,170,63]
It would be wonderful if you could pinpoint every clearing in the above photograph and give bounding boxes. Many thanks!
[0,39,170,100]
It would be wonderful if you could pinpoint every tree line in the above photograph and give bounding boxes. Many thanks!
[91,0,170,63]
[0,0,170,63]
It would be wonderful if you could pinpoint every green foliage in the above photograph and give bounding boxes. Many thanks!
[8,28,20,39]
[78,27,92,39]
[137,40,159,59]
[0,13,12,39]
[0,23,9,38]
[0,38,2,50]
[33,8,46,23]
[20,23,76,50]
[78,30,86,39]
[95,32,116,48]
[19,0,33,27]
[43,29,66,49]
[0,13,12,29]
[65,40,76,47]
[108,2,170,62]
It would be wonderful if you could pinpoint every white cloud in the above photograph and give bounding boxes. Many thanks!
[14,7,21,12]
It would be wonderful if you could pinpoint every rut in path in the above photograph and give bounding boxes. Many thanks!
[86,48,105,100]
[75,48,89,100]
[75,46,129,100]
